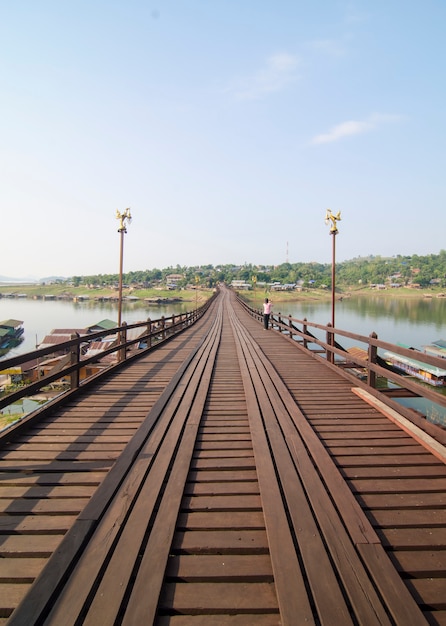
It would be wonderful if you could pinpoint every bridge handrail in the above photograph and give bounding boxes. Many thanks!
[236,294,446,415]
[0,293,217,416]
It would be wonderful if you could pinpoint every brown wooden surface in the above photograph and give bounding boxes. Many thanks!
[1,287,445,625]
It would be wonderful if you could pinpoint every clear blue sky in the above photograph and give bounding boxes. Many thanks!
[1,1,445,278]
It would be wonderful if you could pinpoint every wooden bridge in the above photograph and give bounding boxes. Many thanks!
[1,287,445,625]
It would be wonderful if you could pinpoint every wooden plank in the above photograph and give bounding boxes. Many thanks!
[0,584,31,618]
[359,492,446,508]
[232,317,392,626]
[357,543,429,626]
[0,515,76,533]
[388,550,446,576]
[231,316,318,626]
[0,558,47,582]
[0,486,95,499]
[156,615,282,626]
[0,472,105,485]
[366,509,446,527]
[116,311,226,626]
[352,387,446,463]
[165,554,273,581]
[177,511,265,530]
[0,498,89,514]
[405,578,446,609]
[184,482,259,496]
[190,457,256,470]
[172,531,270,555]
[376,527,446,549]
[158,581,279,613]
[6,519,95,626]
[42,305,223,626]
[0,535,62,557]
[182,495,262,511]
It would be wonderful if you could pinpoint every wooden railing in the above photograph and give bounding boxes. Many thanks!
[0,294,217,425]
[237,295,446,429]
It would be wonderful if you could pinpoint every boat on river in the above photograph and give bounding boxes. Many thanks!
[423,339,446,359]
[383,343,446,387]
[0,319,24,355]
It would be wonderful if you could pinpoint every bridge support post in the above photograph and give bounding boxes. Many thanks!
[288,315,293,340]
[303,318,308,349]
[326,323,334,364]
[119,323,127,362]
[368,332,378,388]
[70,333,80,389]
[146,318,152,349]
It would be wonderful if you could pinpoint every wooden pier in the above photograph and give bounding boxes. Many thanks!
[0,288,445,625]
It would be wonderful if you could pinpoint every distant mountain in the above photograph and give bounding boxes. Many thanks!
[0,275,67,284]
[0,275,38,284]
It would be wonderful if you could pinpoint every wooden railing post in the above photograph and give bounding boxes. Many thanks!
[119,323,127,362]
[326,323,334,364]
[278,313,282,333]
[70,333,80,389]
[303,318,308,349]
[288,315,293,341]
[368,332,378,388]
[161,316,166,340]
[146,318,152,349]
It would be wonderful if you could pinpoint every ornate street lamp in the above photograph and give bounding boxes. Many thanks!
[116,208,132,328]
[252,275,257,308]
[195,275,199,310]
[325,209,341,328]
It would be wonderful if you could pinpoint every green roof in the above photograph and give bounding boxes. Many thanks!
[88,319,117,331]
[0,319,24,329]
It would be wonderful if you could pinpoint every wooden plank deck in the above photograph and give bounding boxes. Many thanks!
[1,287,445,625]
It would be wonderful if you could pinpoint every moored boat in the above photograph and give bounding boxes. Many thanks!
[0,319,24,355]
[383,344,446,387]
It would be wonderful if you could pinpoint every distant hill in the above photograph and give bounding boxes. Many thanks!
[0,276,38,284]
[0,275,66,285]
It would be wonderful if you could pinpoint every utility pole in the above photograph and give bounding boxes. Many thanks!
[324,209,341,328]
[116,208,132,328]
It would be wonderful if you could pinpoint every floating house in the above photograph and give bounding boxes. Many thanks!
[383,347,446,387]
[423,339,446,359]
[0,319,24,354]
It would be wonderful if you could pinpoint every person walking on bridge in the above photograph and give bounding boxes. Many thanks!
[263,297,272,330]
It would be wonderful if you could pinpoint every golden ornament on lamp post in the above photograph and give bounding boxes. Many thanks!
[116,208,132,328]
[324,209,341,329]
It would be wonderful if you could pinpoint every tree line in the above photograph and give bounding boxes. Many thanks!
[70,250,446,290]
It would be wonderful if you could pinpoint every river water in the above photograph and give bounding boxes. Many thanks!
[0,297,192,360]
[262,294,446,350]
[1,293,445,361]
[1,293,446,424]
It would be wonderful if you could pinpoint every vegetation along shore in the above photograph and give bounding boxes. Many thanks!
[2,251,446,303]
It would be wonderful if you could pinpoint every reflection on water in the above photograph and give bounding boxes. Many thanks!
[1,294,446,427]
[274,296,446,350]
[0,298,192,360]
[1,294,445,358]
[272,295,446,426]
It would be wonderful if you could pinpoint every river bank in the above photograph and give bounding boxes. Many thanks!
[1,283,443,306]
[0,284,213,305]
[241,286,446,305]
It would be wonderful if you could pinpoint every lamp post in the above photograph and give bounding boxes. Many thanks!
[325,209,341,328]
[116,208,132,328]
[195,275,199,310]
